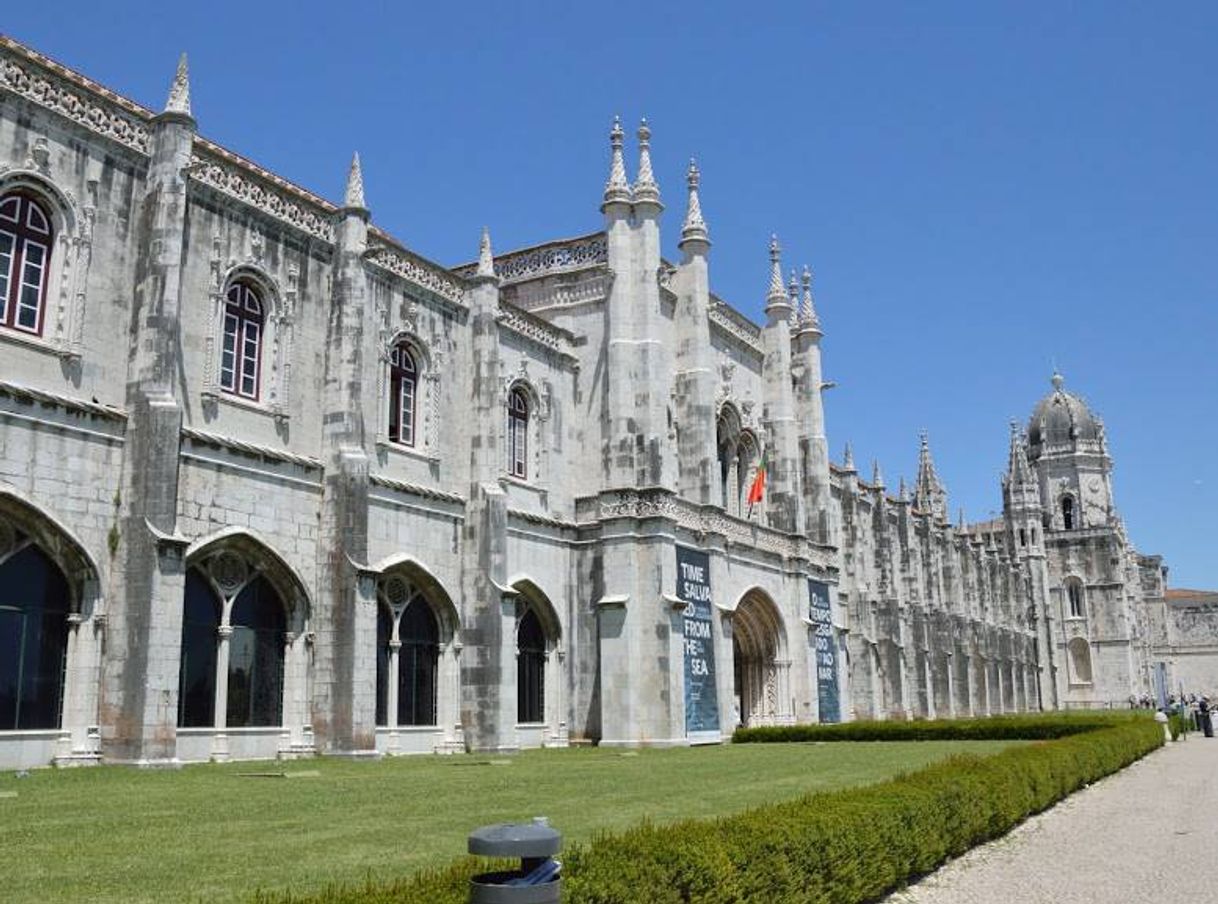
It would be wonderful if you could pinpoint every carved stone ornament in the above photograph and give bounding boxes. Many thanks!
[209,552,248,595]
[383,575,410,608]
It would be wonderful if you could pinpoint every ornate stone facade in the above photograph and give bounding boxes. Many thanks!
[0,37,1203,770]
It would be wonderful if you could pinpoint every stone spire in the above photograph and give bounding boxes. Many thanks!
[163,53,192,118]
[787,269,800,328]
[632,118,661,207]
[957,508,967,531]
[766,235,787,306]
[679,158,709,246]
[897,476,909,503]
[1006,419,1033,486]
[799,265,820,329]
[343,152,366,211]
[842,441,856,472]
[872,459,885,488]
[475,226,497,281]
[603,116,632,208]
[914,431,948,518]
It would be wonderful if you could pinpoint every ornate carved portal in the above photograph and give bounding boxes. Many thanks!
[731,591,791,728]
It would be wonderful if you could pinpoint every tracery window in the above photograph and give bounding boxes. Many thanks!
[176,565,287,729]
[517,608,546,724]
[508,387,529,479]
[388,343,418,446]
[375,578,446,729]
[0,540,69,729]
[220,282,264,400]
[0,192,53,336]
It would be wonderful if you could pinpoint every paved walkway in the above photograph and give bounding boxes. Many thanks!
[886,734,1218,904]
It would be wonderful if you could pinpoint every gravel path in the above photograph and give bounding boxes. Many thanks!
[885,735,1218,904]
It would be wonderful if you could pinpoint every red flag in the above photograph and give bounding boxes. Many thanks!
[746,448,768,506]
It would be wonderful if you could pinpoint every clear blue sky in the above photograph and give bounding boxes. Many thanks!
[6,2,1216,587]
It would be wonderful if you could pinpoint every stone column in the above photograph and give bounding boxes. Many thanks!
[211,624,232,762]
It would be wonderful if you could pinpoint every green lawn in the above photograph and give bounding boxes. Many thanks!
[0,740,1018,903]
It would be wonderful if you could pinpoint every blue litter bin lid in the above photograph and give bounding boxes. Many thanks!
[468,820,562,858]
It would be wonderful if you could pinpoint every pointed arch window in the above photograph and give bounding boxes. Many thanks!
[220,282,265,400]
[0,192,53,336]
[508,387,529,479]
[389,343,418,446]
[176,565,287,730]
[0,541,70,729]
[1061,495,1075,531]
[517,608,546,724]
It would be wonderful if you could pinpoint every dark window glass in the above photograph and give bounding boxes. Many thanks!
[0,543,70,729]
[398,597,439,726]
[1062,496,1075,530]
[517,608,546,724]
[177,569,220,727]
[389,344,418,446]
[375,604,391,727]
[507,388,529,478]
[226,575,285,728]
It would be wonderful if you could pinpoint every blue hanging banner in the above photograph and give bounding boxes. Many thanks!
[677,545,720,741]
[808,579,840,723]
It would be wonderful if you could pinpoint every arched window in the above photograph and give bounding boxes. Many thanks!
[1067,637,1092,684]
[220,282,264,400]
[398,597,439,726]
[0,192,53,336]
[226,575,285,728]
[0,541,69,729]
[508,387,529,479]
[1061,495,1075,531]
[177,571,220,727]
[1065,579,1085,619]
[376,578,446,730]
[1019,528,1027,547]
[389,343,418,446]
[517,608,546,723]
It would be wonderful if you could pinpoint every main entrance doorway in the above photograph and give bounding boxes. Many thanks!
[731,590,788,727]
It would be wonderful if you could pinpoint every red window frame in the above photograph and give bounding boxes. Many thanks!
[220,283,264,400]
[389,343,417,446]
[0,193,53,337]
[507,387,529,479]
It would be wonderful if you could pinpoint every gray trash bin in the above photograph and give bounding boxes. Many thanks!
[468,817,562,903]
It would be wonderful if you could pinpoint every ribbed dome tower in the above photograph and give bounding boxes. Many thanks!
[1025,371,1113,533]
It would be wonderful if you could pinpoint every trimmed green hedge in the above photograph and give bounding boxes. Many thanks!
[256,715,1162,904]
[732,712,1132,744]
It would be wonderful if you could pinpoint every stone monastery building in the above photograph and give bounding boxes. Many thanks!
[0,37,1204,769]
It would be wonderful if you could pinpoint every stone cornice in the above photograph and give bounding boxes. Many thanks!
[0,379,127,422]
[365,238,468,309]
[708,296,764,360]
[369,473,466,505]
[180,426,322,471]
[454,232,607,285]
[0,37,152,154]
[497,302,578,362]
[186,142,336,243]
